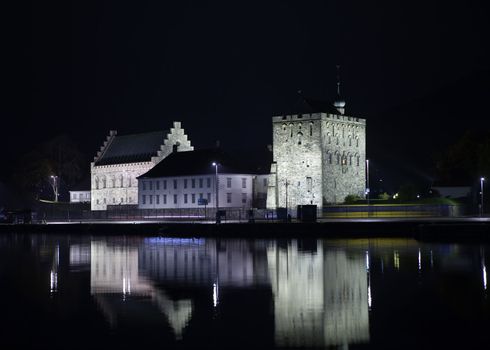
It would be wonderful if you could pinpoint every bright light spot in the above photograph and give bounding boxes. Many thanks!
[212,162,217,166]
[213,282,219,307]
[394,251,400,270]
[50,271,57,293]
[418,249,421,271]
[123,277,126,295]
[417,194,420,199]
[365,251,370,271]
[484,264,487,291]
[367,284,372,309]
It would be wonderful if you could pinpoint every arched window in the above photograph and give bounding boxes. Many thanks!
[356,137,359,147]
[356,155,360,166]
[336,153,340,165]
[102,176,107,189]
[111,176,116,188]
[349,154,352,165]
[328,153,332,164]
[349,136,352,147]
[297,132,303,145]
[119,175,124,188]
[95,177,99,190]
[290,124,294,138]
[327,133,331,144]
[128,176,132,188]
[309,122,313,137]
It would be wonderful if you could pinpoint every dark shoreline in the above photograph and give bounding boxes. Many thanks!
[2,218,490,242]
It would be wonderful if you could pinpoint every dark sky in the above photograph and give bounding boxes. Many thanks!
[3,1,490,187]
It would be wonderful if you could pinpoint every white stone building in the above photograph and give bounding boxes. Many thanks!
[69,190,91,203]
[91,121,193,210]
[267,96,367,209]
[137,149,269,210]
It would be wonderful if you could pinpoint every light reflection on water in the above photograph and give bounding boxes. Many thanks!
[1,235,489,349]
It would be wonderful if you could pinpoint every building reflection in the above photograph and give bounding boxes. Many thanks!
[267,240,370,348]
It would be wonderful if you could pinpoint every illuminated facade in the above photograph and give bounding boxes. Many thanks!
[267,103,366,208]
[90,121,193,210]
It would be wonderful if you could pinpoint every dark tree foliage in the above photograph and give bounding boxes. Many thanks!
[435,131,490,185]
[13,135,87,199]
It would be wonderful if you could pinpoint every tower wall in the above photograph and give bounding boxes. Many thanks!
[269,114,323,209]
[321,114,366,204]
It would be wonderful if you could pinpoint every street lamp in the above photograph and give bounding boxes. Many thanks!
[481,177,485,217]
[50,175,59,202]
[212,162,219,222]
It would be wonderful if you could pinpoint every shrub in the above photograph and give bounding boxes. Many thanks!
[344,194,362,204]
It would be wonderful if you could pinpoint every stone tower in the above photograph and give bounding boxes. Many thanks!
[266,100,366,209]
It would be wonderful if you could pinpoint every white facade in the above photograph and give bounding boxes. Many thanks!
[69,191,91,203]
[138,174,257,209]
[91,122,193,211]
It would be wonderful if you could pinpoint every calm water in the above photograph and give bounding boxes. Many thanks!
[1,234,490,349]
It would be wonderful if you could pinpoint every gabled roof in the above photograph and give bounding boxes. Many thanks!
[95,131,167,166]
[138,149,267,179]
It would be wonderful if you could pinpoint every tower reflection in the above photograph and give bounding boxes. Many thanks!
[267,240,370,347]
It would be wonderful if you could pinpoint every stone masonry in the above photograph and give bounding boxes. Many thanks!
[266,113,366,209]
[91,121,193,210]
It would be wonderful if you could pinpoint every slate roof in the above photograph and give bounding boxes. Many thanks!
[138,149,268,179]
[95,131,167,166]
[300,96,341,114]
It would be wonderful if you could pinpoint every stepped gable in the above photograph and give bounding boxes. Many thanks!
[138,149,259,178]
[94,131,168,166]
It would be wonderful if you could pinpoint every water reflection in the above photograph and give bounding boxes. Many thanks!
[4,234,490,349]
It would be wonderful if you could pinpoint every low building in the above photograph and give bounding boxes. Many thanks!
[69,190,91,203]
[137,149,269,210]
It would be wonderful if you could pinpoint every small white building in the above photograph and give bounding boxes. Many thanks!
[137,149,269,210]
[69,191,91,203]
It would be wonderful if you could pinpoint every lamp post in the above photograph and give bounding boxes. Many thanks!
[481,177,485,217]
[212,162,219,223]
[50,175,59,202]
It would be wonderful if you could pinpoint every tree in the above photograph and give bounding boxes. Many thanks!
[13,135,87,200]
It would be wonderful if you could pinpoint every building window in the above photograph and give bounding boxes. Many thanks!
[163,194,167,204]
[242,178,247,189]
[309,122,313,136]
[207,193,211,202]
[103,198,106,204]
[129,197,132,203]
[191,193,195,204]
[184,179,188,189]
[357,156,360,166]
[242,193,247,204]
[263,178,267,186]
[207,177,211,188]
[199,193,203,200]
[192,179,196,188]
[156,181,160,190]
[113,198,115,203]
[163,180,167,190]
[112,177,116,188]
[184,194,188,204]
[128,177,132,188]
[173,179,177,189]
[227,177,232,188]
[227,193,232,203]
[173,194,177,204]
[336,153,340,165]
[143,181,146,191]
[349,155,352,165]
[142,195,146,205]
[120,175,124,187]
[102,177,106,188]
[96,199,99,205]
[307,177,312,192]
[199,178,203,188]
[120,197,123,203]
[149,181,153,191]
[356,137,359,147]
[328,153,332,164]
[95,177,99,190]
[156,195,160,205]
[149,195,153,205]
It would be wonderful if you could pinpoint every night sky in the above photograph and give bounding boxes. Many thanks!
[3,1,490,189]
